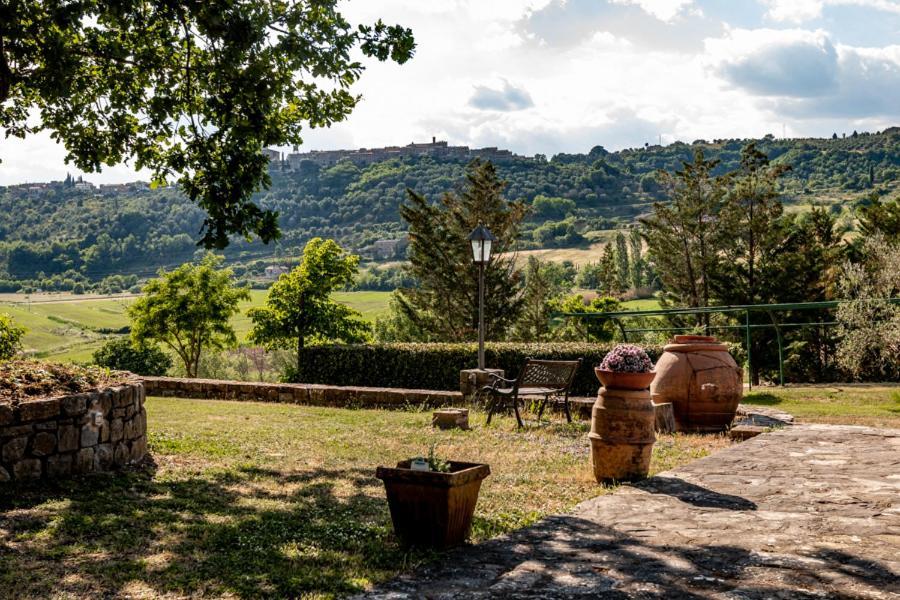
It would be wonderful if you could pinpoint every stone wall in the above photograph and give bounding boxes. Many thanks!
[0,382,147,481]
[143,377,462,409]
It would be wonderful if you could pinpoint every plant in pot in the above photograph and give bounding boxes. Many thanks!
[375,444,490,549]
[595,344,655,390]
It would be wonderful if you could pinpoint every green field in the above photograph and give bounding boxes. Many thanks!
[0,291,393,363]
[743,385,900,428]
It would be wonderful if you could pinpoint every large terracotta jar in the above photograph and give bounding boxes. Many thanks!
[589,372,656,483]
[650,335,742,432]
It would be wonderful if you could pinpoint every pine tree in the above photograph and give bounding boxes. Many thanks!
[395,159,527,341]
[629,228,644,289]
[615,231,630,292]
[598,244,619,296]
[641,148,727,326]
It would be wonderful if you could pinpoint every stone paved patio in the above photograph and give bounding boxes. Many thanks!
[363,424,900,599]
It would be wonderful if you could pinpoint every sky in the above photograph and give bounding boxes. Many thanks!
[2,0,900,185]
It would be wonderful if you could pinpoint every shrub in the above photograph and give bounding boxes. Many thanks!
[287,342,667,396]
[0,314,26,361]
[92,337,172,376]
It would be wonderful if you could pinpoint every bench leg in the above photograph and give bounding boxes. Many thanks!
[563,395,573,423]
[513,396,524,428]
[486,396,495,425]
[536,396,548,422]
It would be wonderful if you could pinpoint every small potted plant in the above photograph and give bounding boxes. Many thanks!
[375,444,490,549]
[595,344,655,390]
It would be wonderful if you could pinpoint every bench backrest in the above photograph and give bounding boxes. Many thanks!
[516,358,582,393]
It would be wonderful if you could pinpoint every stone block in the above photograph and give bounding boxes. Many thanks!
[433,408,470,430]
[125,404,136,419]
[58,425,79,452]
[2,436,28,462]
[99,390,113,414]
[0,404,14,426]
[81,425,99,448]
[94,443,113,470]
[730,425,768,441]
[61,394,88,417]
[113,443,129,467]
[130,437,147,463]
[19,398,60,421]
[0,466,9,481]
[110,418,124,442]
[99,421,110,443]
[31,432,56,456]
[113,407,126,418]
[1,424,34,436]
[459,368,504,400]
[124,418,135,440]
[13,458,42,480]
[35,421,58,430]
[46,454,72,477]
[74,447,94,474]
[115,386,134,408]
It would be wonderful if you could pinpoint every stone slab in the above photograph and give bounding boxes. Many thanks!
[361,424,900,599]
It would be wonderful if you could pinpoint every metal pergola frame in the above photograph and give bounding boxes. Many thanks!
[561,299,900,389]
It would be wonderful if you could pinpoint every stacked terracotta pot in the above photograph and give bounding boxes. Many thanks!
[589,370,656,483]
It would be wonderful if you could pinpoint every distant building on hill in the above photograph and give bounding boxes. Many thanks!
[283,137,519,170]
[263,265,290,279]
[363,237,409,260]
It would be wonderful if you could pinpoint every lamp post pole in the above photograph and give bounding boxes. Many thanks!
[478,260,485,370]
[468,224,496,372]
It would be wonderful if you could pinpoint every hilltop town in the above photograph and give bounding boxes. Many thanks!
[263,138,520,168]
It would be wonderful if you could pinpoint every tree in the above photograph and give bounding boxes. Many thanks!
[0,313,25,360]
[858,196,900,241]
[128,253,249,377]
[641,149,727,326]
[553,294,620,342]
[598,243,619,295]
[628,228,645,289]
[714,143,792,306]
[511,257,569,341]
[248,238,370,374]
[0,2,414,247]
[836,235,900,380]
[396,159,527,341]
[615,231,630,292]
[92,337,172,376]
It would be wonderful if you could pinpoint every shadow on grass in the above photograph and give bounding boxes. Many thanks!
[742,392,784,406]
[0,461,423,599]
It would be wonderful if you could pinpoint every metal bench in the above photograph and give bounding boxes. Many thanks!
[482,358,583,427]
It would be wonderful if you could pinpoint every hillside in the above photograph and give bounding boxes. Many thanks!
[1,128,899,290]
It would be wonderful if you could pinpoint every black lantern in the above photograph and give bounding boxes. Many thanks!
[468,224,496,265]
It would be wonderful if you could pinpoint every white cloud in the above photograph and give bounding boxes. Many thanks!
[613,0,695,21]
[761,0,900,22]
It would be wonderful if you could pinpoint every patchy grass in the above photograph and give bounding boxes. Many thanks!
[0,397,730,599]
[743,385,900,428]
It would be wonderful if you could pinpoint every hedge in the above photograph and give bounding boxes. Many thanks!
[290,342,748,396]
[290,343,634,397]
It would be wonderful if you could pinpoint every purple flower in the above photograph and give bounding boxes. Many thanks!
[598,344,653,373]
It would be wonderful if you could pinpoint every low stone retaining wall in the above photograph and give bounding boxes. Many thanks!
[0,382,147,481]
[142,377,463,409]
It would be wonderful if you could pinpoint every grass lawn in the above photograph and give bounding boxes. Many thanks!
[0,397,730,599]
[743,385,900,428]
[0,291,392,363]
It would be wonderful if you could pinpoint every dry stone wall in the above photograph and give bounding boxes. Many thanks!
[143,377,462,409]
[0,382,147,481]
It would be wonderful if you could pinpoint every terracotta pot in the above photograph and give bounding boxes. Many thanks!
[375,460,490,548]
[650,335,743,432]
[594,368,656,390]
[589,387,656,482]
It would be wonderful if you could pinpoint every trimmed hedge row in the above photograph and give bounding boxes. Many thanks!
[289,343,662,397]
[292,342,747,396]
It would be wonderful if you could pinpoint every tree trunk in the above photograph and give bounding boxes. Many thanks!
[296,335,304,376]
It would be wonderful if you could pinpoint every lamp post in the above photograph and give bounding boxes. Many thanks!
[468,224,496,370]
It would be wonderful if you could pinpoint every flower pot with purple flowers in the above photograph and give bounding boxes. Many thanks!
[590,344,657,483]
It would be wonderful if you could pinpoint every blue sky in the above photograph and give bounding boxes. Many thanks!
[2,0,899,184]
